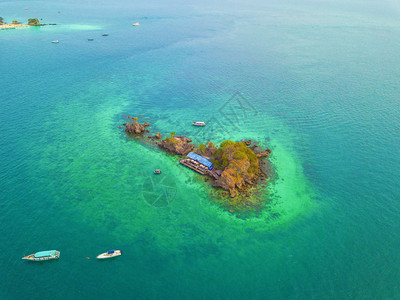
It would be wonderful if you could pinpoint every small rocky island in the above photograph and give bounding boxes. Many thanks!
[123,116,272,205]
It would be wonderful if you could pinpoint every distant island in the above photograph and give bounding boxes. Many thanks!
[28,18,41,26]
[0,17,56,30]
[123,116,272,208]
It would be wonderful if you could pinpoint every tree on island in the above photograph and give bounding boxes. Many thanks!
[210,141,260,197]
[0,17,4,24]
[12,20,20,25]
[28,18,41,26]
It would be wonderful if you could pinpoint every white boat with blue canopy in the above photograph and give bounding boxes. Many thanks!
[96,249,122,259]
[22,250,60,261]
[192,121,206,126]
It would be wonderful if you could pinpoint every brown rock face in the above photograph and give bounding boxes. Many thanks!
[241,139,252,146]
[125,121,146,134]
[155,132,161,139]
[176,136,192,143]
[256,151,270,158]
[213,168,241,197]
[158,136,194,156]
[123,117,151,135]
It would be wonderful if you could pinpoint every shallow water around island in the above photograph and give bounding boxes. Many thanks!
[1,0,400,299]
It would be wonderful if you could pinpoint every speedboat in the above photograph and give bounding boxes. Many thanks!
[51,40,59,43]
[22,250,60,261]
[154,169,162,174]
[102,34,109,36]
[132,22,140,26]
[96,250,122,259]
[88,38,94,41]
[192,121,206,126]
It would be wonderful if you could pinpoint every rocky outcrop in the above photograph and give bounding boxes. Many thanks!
[124,117,148,135]
[176,136,192,143]
[241,139,252,146]
[147,132,162,141]
[254,147,271,158]
[256,151,269,158]
[158,135,194,156]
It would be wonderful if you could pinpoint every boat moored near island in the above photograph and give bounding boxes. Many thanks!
[192,121,206,126]
[96,250,122,259]
[22,250,60,261]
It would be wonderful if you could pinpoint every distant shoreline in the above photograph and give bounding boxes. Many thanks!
[0,24,29,30]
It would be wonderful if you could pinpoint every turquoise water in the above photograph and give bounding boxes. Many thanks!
[1,0,400,298]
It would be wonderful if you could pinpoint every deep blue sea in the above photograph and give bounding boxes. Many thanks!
[1,0,400,299]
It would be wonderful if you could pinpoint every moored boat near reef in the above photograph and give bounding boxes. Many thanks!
[96,250,122,259]
[22,250,60,261]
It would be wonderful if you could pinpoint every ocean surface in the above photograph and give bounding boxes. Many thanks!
[1,0,400,299]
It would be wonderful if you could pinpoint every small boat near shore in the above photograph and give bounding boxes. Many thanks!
[154,169,162,174]
[132,22,140,26]
[192,121,206,127]
[22,250,60,261]
[51,40,59,43]
[96,250,122,259]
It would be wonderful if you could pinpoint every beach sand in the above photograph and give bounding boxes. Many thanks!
[0,24,29,30]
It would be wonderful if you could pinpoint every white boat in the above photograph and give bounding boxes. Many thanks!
[96,249,122,259]
[51,40,59,43]
[132,22,140,26]
[192,121,206,127]
[22,250,60,261]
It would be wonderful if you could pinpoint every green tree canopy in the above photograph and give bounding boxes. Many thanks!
[28,18,41,26]
[0,17,4,24]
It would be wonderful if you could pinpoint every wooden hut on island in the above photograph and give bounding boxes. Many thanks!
[180,152,214,174]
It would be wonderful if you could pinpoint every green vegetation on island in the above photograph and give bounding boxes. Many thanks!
[196,140,270,197]
[28,18,41,26]
[0,17,4,25]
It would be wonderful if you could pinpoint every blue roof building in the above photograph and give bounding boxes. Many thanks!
[187,152,213,170]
